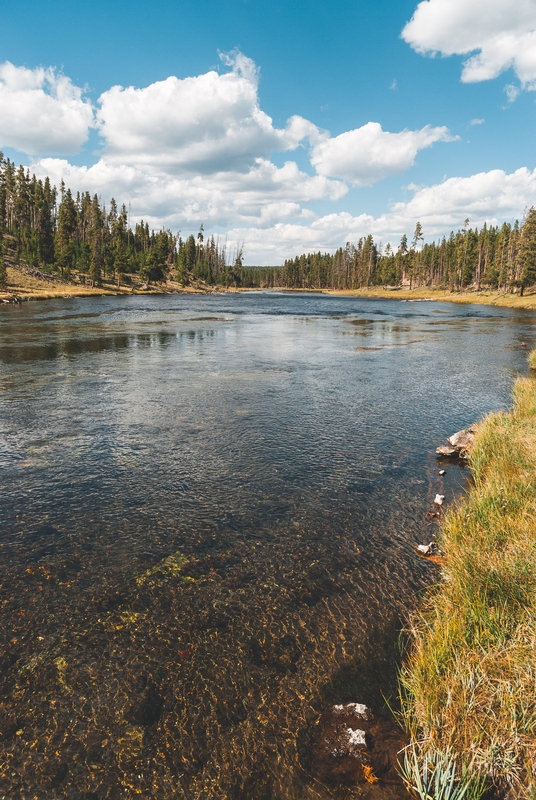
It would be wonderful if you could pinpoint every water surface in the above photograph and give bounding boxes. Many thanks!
[0,292,533,799]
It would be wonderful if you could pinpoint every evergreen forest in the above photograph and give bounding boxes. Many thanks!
[0,155,243,290]
[2,154,536,294]
[252,217,536,294]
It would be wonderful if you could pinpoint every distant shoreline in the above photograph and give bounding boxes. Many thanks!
[324,285,536,309]
[3,267,536,310]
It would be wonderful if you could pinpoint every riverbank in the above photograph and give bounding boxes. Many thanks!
[326,285,536,310]
[4,266,536,310]
[0,266,230,302]
[400,364,536,799]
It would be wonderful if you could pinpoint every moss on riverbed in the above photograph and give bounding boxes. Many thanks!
[400,360,536,798]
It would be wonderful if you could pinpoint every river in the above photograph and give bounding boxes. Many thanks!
[0,292,533,799]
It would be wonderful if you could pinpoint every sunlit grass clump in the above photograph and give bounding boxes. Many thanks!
[400,366,536,798]
[399,744,487,800]
[528,349,536,370]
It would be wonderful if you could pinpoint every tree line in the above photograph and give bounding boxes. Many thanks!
[0,154,243,289]
[2,153,536,294]
[248,216,536,294]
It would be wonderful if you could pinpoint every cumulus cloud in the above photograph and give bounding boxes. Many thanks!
[19,51,456,233]
[310,122,454,186]
[97,52,322,173]
[0,61,94,154]
[3,51,463,254]
[402,0,536,90]
[32,155,346,229]
[226,167,536,264]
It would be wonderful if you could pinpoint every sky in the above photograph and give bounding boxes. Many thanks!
[1,0,536,264]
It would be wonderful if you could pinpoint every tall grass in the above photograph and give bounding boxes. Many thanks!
[400,367,536,798]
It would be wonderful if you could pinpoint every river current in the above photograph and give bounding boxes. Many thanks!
[0,292,533,799]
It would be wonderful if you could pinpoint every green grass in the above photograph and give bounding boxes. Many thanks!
[400,367,536,799]
[399,744,487,800]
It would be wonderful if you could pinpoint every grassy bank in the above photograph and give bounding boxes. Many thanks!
[326,285,536,310]
[0,266,229,301]
[4,265,536,310]
[400,367,536,798]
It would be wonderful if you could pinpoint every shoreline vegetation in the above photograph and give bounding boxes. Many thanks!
[4,155,536,308]
[5,268,536,310]
[400,358,536,800]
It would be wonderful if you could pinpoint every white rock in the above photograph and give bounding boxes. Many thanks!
[436,445,457,456]
[447,429,475,451]
[434,494,445,506]
[417,543,434,555]
[333,702,369,718]
[439,469,446,476]
[346,728,367,747]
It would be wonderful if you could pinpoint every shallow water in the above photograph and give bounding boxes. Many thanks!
[0,292,534,799]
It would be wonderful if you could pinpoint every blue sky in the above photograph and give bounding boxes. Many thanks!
[1,0,536,263]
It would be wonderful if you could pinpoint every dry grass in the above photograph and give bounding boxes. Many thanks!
[327,286,536,309]
[0,267,221,301]
[400,370,536,797]
[1,267,132,299]
[4,265,536,309]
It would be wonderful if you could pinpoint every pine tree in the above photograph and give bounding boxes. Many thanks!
[519,207,536,293]
[88,195,104,286]
[114,240,129,287]
[0,256,7,290]
[55,189,77,278]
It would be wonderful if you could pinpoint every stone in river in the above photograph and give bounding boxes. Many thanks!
[310,701,403,785]
[436,427,476,457]
[417,543,435,555]
[447,428,475,451]
[434,494,445,506]
[436,445,457,456]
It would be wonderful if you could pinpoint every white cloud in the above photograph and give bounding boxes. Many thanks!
[94,52,451,189]
[97,52,321,173]
[310,122,454,186]
[0,62,94,155]
[470,118,485,125]
[2,52,464,259]
[22,51,456,233]
[384,167,536,232]
[402,0,536,90]
[32,156,346,229]
[226,167,536,263]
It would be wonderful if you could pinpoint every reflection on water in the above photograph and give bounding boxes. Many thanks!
[0,292,533,799]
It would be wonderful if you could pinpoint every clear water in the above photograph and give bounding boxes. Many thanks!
[0,292,534,799]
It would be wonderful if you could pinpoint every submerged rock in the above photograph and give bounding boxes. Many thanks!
[310,701,403,785]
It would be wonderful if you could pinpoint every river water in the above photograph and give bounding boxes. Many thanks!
[0,292,533,799]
